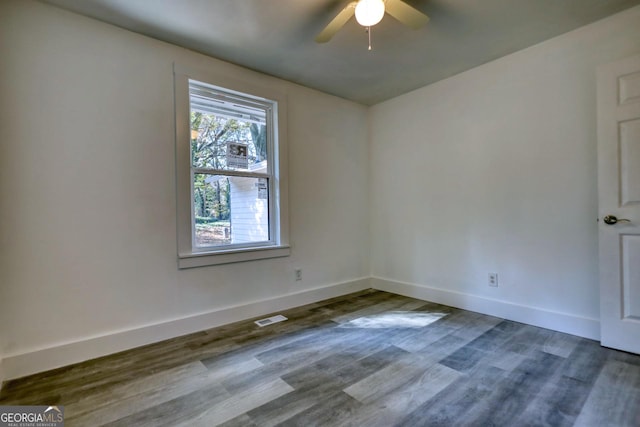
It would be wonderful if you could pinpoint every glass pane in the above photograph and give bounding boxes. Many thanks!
[190,111,268,172]
[194,174,269,248]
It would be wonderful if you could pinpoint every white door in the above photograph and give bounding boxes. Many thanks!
[598,53,640,354]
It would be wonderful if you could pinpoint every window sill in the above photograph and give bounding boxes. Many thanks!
[178,245,290,269]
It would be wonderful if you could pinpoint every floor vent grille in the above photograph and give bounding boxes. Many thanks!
[254,314,288,327]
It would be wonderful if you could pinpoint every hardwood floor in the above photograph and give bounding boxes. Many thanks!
[1,290,639,426]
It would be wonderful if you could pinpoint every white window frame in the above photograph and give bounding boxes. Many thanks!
[174,64,289,268]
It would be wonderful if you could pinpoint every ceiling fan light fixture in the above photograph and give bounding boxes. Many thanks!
[355,0,385,27]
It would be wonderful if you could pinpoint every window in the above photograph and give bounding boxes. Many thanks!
[174,65,289,268]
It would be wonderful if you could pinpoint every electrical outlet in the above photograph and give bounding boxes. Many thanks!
[295,269,302,281]
[488,273,498,287]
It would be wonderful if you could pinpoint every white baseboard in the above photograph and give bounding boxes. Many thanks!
[2,275,601,383]
[371,277,600,340]
[2,277,371,381]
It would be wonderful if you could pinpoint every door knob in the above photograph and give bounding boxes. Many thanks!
[603,215,631,225]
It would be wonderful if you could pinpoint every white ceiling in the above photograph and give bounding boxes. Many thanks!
[40,0,640,105]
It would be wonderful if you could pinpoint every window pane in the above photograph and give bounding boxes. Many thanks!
[190,112,268,172]
[194,174,269,247]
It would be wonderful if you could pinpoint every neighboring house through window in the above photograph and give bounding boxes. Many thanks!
[174,65,289,268]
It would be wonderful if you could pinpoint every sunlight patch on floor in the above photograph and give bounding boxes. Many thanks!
[340,311,448,329]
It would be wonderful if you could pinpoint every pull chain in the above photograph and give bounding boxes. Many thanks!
[367,26,372,50]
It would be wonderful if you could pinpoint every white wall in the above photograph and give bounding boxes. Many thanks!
[0,0,369,379]
[0,330,4,388]
[370,6,640,337]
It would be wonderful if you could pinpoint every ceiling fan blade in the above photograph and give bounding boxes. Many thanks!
[384,0,429,29]
[315,1,357,43]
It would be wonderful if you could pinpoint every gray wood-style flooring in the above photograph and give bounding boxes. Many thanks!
[1,290,639,426]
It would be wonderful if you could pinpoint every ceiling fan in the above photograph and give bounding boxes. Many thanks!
[315,0,429,48]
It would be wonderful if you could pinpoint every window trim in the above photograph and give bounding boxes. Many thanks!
[174,63,290,268]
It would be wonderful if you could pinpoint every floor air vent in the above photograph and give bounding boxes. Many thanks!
[254,314,288,327]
